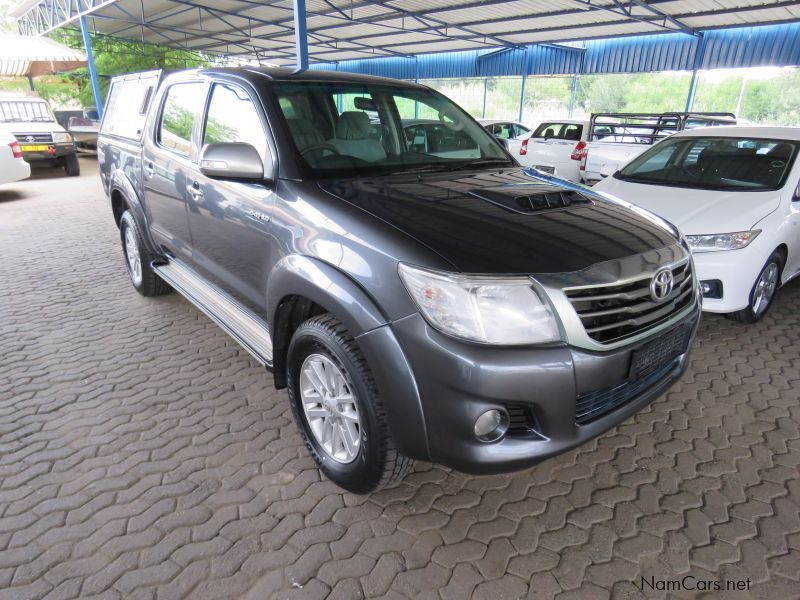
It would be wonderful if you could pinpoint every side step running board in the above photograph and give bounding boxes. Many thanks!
[153,260,274,366]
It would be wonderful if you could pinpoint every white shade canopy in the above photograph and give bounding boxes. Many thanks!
[0,33,87,77]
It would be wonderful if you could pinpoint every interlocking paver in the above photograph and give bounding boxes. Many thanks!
[1,159,799,598]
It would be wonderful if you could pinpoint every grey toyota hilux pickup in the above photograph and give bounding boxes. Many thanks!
[98,67,701,493]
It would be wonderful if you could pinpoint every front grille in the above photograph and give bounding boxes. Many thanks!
[565,261,695,344]
[575,357,678,425]
[504,403,539,436]
[14,132,53,144]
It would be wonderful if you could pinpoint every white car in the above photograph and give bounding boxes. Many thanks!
[594,126,800,323]
[0,126,31,185]
[514,120,589,182]
[478,119,531,141]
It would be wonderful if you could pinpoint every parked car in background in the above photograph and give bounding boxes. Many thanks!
[0,92,80,176]
[100,67,700,493]
[594,126,800,323]
[54,109,82,130]
[403,119,483,158]
[581,112,736,184]
[512,119,589,183]
[54,108,100,152]
[0,126,31,185]
[479,119,531,141]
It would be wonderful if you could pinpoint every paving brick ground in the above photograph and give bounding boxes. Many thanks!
[1,158,799,599]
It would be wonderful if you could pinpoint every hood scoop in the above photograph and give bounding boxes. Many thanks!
[470,186,593,215]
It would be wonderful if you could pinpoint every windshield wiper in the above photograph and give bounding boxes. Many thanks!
[384,164,452,175]
[446,158,514,171]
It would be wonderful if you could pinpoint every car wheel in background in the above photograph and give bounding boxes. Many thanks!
[287,314,412,493]
[64,153,80,177]
[119,210,171,297]
[726,251,783,323]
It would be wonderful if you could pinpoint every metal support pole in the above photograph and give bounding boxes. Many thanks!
[79,16,103,118]
[518,47,529,123]
[684,34,706,112]
[26,75,35,91]
[482,77,488,118]
[735,77,747,117]
[293,0,309,71]
[685,71,698,112]
[568,73,578,117]
[414,57,419,119]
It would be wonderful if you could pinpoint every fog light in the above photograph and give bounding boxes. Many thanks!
[699,279,722,299]
[474,409,509,442]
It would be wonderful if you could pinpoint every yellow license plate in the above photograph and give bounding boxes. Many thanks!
[20,144,49,152]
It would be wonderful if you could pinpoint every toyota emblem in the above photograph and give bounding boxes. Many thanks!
[650,268,674,302]
[26,135,35,142]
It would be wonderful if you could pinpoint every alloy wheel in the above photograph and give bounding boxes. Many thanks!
[124,226,143,286]
[299,353,361,463]
[752,262,778,316]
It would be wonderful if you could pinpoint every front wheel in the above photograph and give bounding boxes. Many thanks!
[725,251,783,323]
[287,314,411,493]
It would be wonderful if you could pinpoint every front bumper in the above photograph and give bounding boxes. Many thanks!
[693,250,761,313]
[389,305,701,474]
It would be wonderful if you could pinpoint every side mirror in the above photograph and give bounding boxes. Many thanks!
[199,142,264,180]
[599,163,615,178]
[794,180,800,201]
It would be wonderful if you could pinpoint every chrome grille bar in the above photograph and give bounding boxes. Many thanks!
[564,259,696,344]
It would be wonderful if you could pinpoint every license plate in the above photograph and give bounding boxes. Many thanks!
[20,144,49,152]
[535,165,555,174]
[629,326,689,379]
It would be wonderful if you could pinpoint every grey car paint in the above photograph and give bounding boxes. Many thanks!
[99,67,701,473]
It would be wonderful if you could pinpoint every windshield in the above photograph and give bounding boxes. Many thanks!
[617,136,797,191]
[0,100,55,123]
[272,82,511,177]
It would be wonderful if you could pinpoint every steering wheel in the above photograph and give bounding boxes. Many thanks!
[300,143,341,157]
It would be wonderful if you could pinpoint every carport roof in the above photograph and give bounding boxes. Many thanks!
[12,0,800,66]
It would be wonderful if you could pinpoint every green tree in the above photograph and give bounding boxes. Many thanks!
[53,31,210,108]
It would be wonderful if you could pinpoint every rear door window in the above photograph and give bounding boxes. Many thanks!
[158,82,205,157]
[514,124,531,138]
[492,123,514,139]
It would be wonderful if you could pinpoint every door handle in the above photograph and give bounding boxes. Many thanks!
[143,162,155,178]
[187,181,203,200]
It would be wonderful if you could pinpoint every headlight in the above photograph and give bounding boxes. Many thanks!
[685,230,760,253]
[52,132,72,144]
[398,263,561,345]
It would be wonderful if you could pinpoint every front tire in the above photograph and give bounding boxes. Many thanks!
[725,251,783,323]
[119,211,170,297]
[63,153,80,176]
[287,314,411,493]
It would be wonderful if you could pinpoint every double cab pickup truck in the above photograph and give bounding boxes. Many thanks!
[98,67,701,493]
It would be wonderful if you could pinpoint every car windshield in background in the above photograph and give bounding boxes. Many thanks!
[617,136,798,191]
[272,82,511,177]
[531,122,583,140]
[0,101,54,123]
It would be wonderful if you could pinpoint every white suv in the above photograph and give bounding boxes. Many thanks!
[0,93,80,176]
